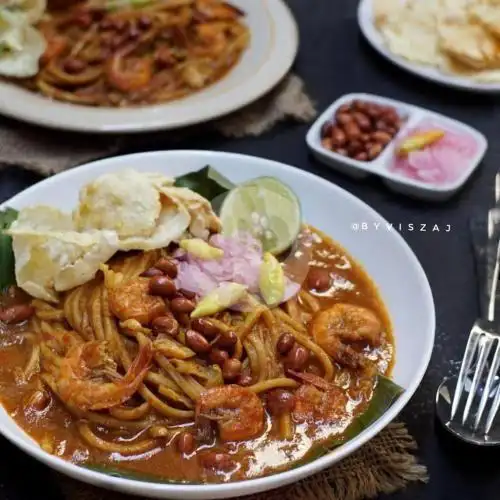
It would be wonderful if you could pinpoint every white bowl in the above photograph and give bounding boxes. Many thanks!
[306,93,488,202]
[0,151,435,499]
[0,0,298,133]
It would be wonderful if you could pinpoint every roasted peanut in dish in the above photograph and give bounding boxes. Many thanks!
[320,100,404,162]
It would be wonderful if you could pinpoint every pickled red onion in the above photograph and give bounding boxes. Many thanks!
[174,232,300,304]
[390,119,479,185]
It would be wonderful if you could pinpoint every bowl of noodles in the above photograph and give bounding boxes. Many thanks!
[0,151,435,499]
[0,0,298,132]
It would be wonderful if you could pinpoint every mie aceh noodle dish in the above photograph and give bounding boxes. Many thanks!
[0,0,249,107]
[0,167,402,483]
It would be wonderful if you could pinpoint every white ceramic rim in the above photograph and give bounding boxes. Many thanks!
[0,151,436,499]
[358,0,500,93]
[0,0,298,133]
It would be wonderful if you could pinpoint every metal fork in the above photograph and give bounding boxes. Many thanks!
[449,237,500,436]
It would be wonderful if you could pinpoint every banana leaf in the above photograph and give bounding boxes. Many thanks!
[82,464,200,484]
[0,208,18,291]
[174,165,234,212]
[292,375,404,468]
[81,375,403,483]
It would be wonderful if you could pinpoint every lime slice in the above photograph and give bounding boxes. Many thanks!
[219,177,302,255]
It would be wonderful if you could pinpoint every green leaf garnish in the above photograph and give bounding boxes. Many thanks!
[174,165,235,212]
[81,464,201,484]
[0,207,18,291]
[291,375,404,468]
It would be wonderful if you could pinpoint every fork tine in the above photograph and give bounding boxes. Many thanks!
[451,330,481,420]
[474,339,500,430]
[485,379,500,434]
[462,335,493,425]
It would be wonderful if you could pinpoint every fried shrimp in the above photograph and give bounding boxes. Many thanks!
[311,303,382,369]
[55,334,153,411]
[196,385,264,441]
[108,278,166,325]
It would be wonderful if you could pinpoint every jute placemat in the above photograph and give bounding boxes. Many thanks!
[55,423,427,500]
[0,73,316,176]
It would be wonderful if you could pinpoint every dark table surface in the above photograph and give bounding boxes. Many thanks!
[1,0,500,499]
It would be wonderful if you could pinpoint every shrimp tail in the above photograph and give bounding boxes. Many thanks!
[123,335,153,387]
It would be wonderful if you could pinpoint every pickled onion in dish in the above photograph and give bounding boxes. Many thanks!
[174,232,300,304]
[390,119,479,185]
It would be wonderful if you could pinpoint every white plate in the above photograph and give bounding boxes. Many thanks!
[0,150,435,499]
[0,0,298,133]
[358,0,500,93]
[306,93,488,202]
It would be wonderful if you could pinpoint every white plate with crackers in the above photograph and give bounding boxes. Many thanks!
[358,0,500,93]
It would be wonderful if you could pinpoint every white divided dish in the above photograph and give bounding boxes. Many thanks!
[306,93,488,202]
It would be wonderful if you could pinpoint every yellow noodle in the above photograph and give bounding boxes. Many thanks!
[89,283,105,341]
[109,402,151,421]
[248,331,268,382]
[78,423,158,454]
[233,338,243,360]
[110,330,193,419]
[139,385,194,419]
[157,385,194,409]
[23,343,40,381]
[237,308,263,343]
[299,290,320,313]
[285,298,302,324]
[85,411,154,430]
[244,340,259,381]
[249,378,299,393]
[279,413,294,441]
[261,307,275,329]
[155,355,203,402]
[273,308,307,333]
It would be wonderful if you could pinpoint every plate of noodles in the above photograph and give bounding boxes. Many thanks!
[0,0,298,132]
[359,0,500,92]
[0,150,434,499]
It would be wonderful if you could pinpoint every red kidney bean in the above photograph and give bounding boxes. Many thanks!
[138,15,152,29]
[266,389,296,416]
[63,58,86,74]
[185,330,211,353]
[216,330,237,349]
[285,345,310,372]
[209,348,229,367]
[152,314,179,336]
[170,297,195,314]
[331,127,347,147]
[307,267,331,292]
[0,304,34,324]
[276,333,295,355]
[222,358,242,380]
[191,318,219,339]
[155,258,178,278]
[179,289,196,300]
[149,276,176,297]
[321,121,333,138]
[177,432,195,454]
[141,267,164,277]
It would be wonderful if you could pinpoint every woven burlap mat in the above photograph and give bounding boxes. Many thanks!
[54,423,428,500]
[0,73,316,176]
